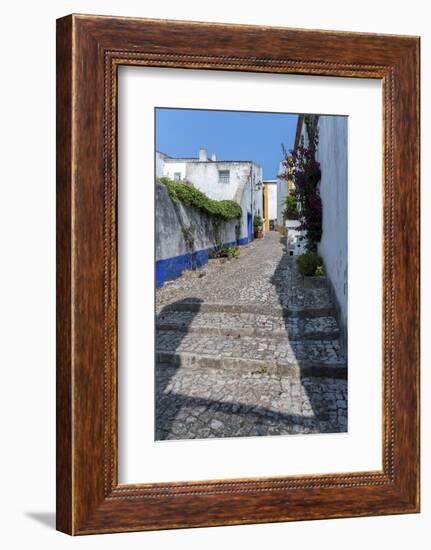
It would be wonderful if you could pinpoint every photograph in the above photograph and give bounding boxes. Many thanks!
[0,0,424,544]
[154,108,348,440]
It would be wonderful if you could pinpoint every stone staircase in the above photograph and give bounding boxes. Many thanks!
[155,236,347,439]
[155,286,347,380]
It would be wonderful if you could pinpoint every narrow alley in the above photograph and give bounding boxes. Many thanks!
[155,232,347,440]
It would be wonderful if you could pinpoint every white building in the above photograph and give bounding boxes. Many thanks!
[156,148,263,243]
[276,160,289,233]
[295,114,348,348]
[286,221,306,256]
[262,180,278,232]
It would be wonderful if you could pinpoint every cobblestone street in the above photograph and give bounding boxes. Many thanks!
[155,232,347,440]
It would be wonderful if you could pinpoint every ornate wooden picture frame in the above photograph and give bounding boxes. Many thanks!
[56,14,420,534]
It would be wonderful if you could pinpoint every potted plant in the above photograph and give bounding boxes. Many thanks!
[296,251,327,288]
[253,215,263,239]
[283,193,299,220]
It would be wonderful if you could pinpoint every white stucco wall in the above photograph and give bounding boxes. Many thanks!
[162,161,187,181]
[185,160,262,236]
[267,183,278,220]
[240,184,251,238]
[156,182,242,262]
[250,164,263,218]
[316,116,348,331]
[156,151,166,178]
[156,152,262,241]
[185,161,257,203]
[254,186,264,218]
[277,181,287,228]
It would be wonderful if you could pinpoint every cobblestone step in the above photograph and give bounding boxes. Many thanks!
[155,234,348,439]
[155,331,347,378]
[155,366,347,440]
[156,310,340,341]
[156,352,347,379]
[158,301,335,319]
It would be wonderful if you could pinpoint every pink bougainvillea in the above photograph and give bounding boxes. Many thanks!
[279,124,322,249]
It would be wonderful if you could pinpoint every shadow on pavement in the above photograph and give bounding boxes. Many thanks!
[270,234,347,434]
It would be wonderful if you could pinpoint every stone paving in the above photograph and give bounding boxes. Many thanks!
[157,310,339,340]
[156,367,347,440]
[155,232,347,440]
[156,332,345,371]
[156,234,331,312]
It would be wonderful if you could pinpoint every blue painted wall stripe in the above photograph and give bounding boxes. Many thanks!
[156,240,250,287]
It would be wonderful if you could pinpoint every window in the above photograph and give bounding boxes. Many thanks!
[174,172,181,181]
[218,170,230,184]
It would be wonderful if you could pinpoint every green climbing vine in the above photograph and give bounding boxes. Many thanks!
[160,177,242,221]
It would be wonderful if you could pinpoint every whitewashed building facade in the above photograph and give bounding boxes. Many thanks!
[294,114,348,348]
[157,148,263,244]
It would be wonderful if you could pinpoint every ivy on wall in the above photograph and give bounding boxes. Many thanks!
[159,177,242,221]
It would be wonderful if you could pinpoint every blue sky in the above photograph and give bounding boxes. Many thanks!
[155,108,298,180]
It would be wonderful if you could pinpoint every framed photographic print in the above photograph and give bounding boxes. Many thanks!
[56,14,420,534]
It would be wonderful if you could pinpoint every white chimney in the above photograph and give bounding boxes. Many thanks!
[211,153,217,161]
[199,148,208,161]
